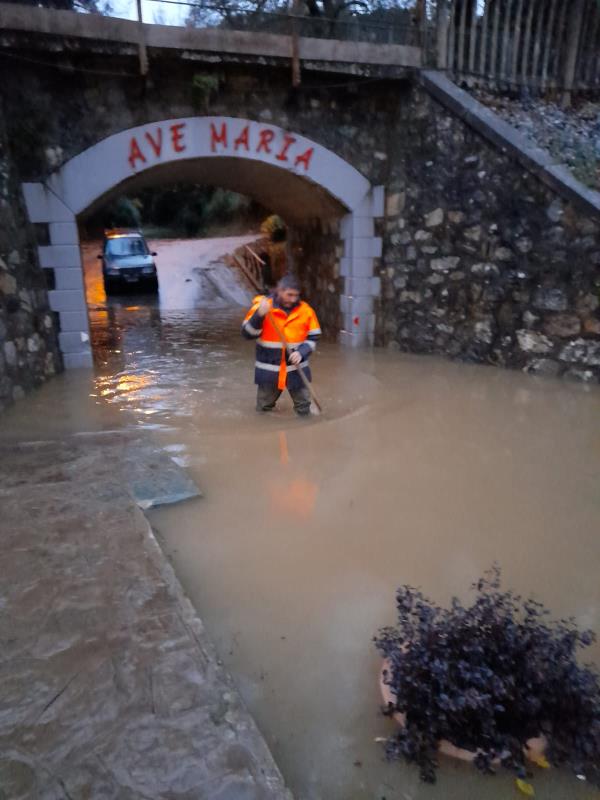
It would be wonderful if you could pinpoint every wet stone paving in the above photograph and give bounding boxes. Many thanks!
[0,434,291,800]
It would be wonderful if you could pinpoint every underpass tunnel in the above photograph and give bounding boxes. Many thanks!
[76,156,350,363]
[81,156,348,228]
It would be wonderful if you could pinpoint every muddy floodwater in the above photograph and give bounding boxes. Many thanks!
[2,239,600,799]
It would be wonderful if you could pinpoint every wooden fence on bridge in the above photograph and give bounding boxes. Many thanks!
[432,0,600,101]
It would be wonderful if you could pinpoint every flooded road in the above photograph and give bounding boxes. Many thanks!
[2,239,600,799]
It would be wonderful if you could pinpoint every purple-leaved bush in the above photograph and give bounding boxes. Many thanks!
[374,566,600,784]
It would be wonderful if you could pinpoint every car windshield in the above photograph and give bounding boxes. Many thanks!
[105,237,149,258]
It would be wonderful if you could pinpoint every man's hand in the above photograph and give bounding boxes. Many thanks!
[289,351,302,366]
[257,298,271,317]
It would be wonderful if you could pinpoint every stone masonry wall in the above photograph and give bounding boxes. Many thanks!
[0,101,62,411]
[379,85,600,382]
[1,57,392,193]
[292,219,343,338]
[1,54,395,352]
[2,43,600,383]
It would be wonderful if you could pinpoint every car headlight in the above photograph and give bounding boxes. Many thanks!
[142,265,155,274]
[106,268,119,276]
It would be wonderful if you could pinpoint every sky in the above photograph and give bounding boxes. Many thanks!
[100,0,462,29]
[98,0,438,28]
[106,0,190,26]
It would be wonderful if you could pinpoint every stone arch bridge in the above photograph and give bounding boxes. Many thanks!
[23,115,382,366]
[1,2,600,404]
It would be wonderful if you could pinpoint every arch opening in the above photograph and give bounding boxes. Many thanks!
[22,117,383,367]
[80,157,348,227]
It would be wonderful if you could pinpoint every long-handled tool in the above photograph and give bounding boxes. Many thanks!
[266,309,323,415]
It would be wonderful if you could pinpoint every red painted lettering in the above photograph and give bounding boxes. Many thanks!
[294,147,314,171]
[170,123,187,153]
[128,137,147,169]
[275,134,296,162]
[210,122,228,152]
[144,128,163,157]
[234,125,250,152]
[256,129,275,154]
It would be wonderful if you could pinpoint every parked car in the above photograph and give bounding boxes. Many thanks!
[99,229,158,294]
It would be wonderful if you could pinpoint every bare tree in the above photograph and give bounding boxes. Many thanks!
[185,0,415,27]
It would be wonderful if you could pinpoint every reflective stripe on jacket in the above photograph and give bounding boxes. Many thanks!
[242,295,321,390]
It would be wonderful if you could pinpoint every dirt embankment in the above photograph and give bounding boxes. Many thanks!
[473,90,600,190]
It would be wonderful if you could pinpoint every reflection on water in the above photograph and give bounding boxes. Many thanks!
[81,238,262,428]
[89,305,254,427]
[1,240,600,800]
[147,348,600,800]
[267,433,319,519]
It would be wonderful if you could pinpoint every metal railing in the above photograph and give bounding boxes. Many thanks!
[224,242,266,293]
[213,11,422,47]
[0,0,424,49]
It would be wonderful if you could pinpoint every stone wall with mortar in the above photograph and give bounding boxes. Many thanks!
[0,57,392,208]
[2,37,600,384]
[292,219,344,338]
[0,101,61,411]
[1,53,392,352]
[378,85,600,382]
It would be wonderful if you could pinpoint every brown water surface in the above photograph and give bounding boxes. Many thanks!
[2,239,599,800]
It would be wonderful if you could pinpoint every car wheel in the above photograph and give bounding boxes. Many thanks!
[103,277,120,295]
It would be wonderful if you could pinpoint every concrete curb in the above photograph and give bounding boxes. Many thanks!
[142,515,294,799]
[420,70,600,218]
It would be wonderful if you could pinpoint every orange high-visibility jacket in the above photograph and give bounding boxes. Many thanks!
[242,296,321,390]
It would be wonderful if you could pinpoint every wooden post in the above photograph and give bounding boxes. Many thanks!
[511,0,524,85]
[136,0,148,76]
[490,0,501,81]
[290,0,301,87]
[591,6,600,87]
[457,0,468,74]
[291,20,301,87]
[499,0,514,81]
[447,0,456,73]
[468,0,478,76]
[551,0,568,91]
[479,0,490,77]
[420,0,429,58]
[531,0,547,92]
[540,0,559,93]
[582,0,599,88]
[520,0,535,86]
[562,0,585,105]
[436,0,450,69]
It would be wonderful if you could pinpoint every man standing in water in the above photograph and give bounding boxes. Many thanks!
[242,275,321,416]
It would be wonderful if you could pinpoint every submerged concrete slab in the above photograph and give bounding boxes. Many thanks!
[0,433,292,800]
[123,438,202,509]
